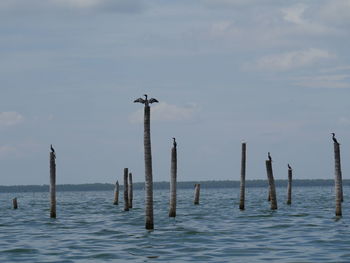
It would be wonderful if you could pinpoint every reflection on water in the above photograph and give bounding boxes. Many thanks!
[0,186,349,262]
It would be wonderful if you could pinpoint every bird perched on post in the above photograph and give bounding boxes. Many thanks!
[133,94,159,105]
[268,152,272,162]
[172,137,177,148]
[50,144,56,159]
[331,133,339,144]
[288,164,292,170]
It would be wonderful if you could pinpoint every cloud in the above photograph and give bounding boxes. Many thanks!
[295,74,350,89]
[209,21,240,37]
[319,0,350,25]
[202,0,268,8]
[0,112,24,127]
[282,3,306,25]
[0,0,147,14]
[129,102,200,123]
[281,3,339,35]
[244,48,334,71]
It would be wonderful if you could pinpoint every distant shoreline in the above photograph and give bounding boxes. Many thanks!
[0,179,347,193]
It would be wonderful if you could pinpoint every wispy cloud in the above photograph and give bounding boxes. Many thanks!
[244,48,334,71]
[202,0,266,8]
[0,0,147,14]
[129,102,200,123]
[281,3,338,35]
[295,74,350,89]
[282,3,306,25]
[319,0,350,25]
[0,112,24,127]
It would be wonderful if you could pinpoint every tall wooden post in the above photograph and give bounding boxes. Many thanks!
[265,160,277,210]
[194,184,200,205]
[334,141,342,216]
[169,138,177,217]
[239,142,246,210]
[134,94,158,230]
[113,181,119,205]
[287,165,292,205]
[50,148,56,218]
[13,197,18,209]
[124,168,129,211]
[128,173,133,209]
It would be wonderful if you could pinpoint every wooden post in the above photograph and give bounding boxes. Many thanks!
[334,141,342,216]
[239,142,246,210]
[265,160,277,210]
[124,168,129,211]
[287,165,292,205]
[194,184,200,205]
[144,100,154,229]
[50,149,56,218]
[13,197,18,209]
[128,173,133,209]
[267,189,271,202]
[113,181,119,205]
[134,95,158,230]
[169,138,177,217]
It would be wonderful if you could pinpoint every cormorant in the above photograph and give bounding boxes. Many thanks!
[133,94,158,104]
[331,133,339,144]
[149,98,159,104]
[268,152,272,162]
[50,144,56,159]
[133,97,145,104]
[172,137,177,148]
[288,164,292,170]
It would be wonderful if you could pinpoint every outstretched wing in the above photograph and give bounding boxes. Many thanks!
[134,98,145,104]
[149,98,159,104]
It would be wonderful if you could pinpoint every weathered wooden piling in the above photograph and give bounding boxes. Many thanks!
[50,145,56,218]
[113,181,119,205]
[239,142,246,210]
[134,94,158,230]
[169,138,177,217]
[124,168,129,211]
[265,159,277,210]
[287,164,292,205]
[13,197,18,209]
[194,184,200,205]
[128,173,133,209]
[333,136,342,216]
[267,189,271,202]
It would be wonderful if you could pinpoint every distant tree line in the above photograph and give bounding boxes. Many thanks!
[0,179,348,193]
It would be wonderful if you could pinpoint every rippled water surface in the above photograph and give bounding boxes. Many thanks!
[1,186,349,262]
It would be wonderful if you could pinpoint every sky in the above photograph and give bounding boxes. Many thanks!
[0,0,350,185]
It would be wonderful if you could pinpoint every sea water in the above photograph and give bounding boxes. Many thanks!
[0,186,349,262]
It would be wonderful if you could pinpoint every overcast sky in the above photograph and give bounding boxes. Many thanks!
[1,0,349,185]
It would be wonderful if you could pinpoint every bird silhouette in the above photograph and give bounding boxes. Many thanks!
[288,164,292,170]
[149,98,159,104]
[133,94,158,105]
[331,133,339,144]
[50,144,56,159]
[172,137,177,148]
[268,152,272,162]
[133,97,145,104]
